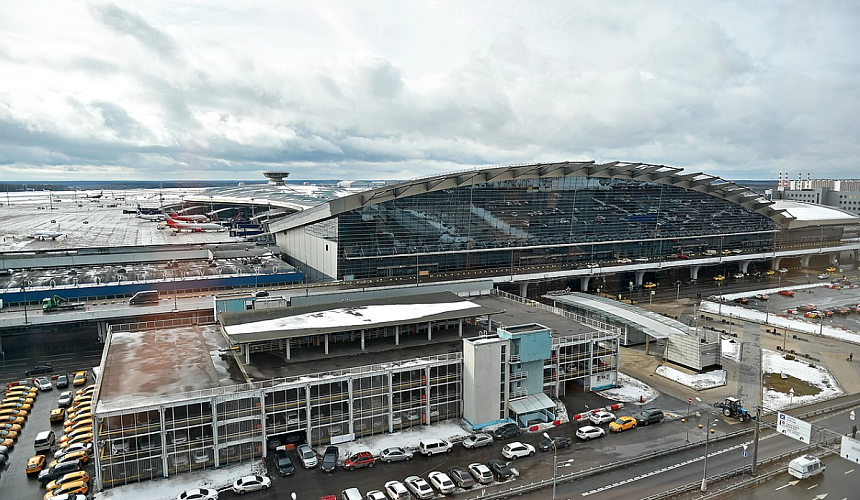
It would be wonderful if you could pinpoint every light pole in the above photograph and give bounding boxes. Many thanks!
[21,282,29,325]
[542,432,557,500]
[700,418,718,492]
[676,281,681,301]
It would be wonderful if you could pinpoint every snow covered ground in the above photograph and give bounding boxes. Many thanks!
[721,338,740,361]
[655,365,727,390]
[761,349,843,410]
[597,372,659,404]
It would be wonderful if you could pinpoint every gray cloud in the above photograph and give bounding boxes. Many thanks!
[90,3,180,62]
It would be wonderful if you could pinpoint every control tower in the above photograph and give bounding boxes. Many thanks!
[263,171,290,186]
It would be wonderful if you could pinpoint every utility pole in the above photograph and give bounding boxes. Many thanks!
[751,406,761,475]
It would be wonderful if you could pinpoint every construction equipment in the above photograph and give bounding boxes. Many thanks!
[41,295,85,313]
[714,397,750,422]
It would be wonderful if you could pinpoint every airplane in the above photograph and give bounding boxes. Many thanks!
[164,215,224,232]
[136,212,165,222]
[83,190,104,199]
[169,212,209,223]
[31,223,64,240]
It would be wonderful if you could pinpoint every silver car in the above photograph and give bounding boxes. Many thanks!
[428,471,456,494]
[380,446,413,463]
[462,433,493,449]
[467,462,494,485]
[405,475,434,499]
[588,410,615,425]
[296,444,318,468]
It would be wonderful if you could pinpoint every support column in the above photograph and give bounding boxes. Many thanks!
[519,282,529,297]
[244,344,250,365]
[324,334,329,355]
[801,254,811,267]
[739,260,751,274]
[427,322,432,341]
[361,329,365,350]
[690,265,701,280]
[635,270,646,286]
[829,253,839,265]
[395,325,400,346]
[580,276,590,292]
[458,318,463,337]
[285,339,291,360]
[771,257,782,271]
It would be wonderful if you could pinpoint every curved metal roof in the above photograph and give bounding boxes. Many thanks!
[270,161,836,232]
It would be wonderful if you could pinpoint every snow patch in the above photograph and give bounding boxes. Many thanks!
[596,372,659,404]
[655,365,726,390]
[761,349,843,411]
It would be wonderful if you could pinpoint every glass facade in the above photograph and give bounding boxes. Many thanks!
[332,177,781,280]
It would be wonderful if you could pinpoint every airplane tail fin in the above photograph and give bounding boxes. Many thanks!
[165,215,178,227]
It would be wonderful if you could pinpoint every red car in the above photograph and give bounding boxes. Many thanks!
[778,290,794,297]
[342,450,375,471]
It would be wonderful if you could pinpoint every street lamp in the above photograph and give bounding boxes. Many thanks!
[21,282,29,325]
[542,432,557,500]
[700,418,719,492]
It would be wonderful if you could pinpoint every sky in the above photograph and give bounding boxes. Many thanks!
[2,1,859,182]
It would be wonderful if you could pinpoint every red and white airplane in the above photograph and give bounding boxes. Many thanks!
[164,215,224,232]
[84,190,104,199]
[168,212,210,222]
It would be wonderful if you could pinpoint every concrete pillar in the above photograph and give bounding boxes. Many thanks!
[635,270,646,286]
[829,253,839,265]
[285,339,291,360]
[458,318,463,337]
[427,322,432,341]
[771,257,782,270]
[801,255,812,267]
[739,260,751,274]
[244,345,250,365]
[395,325,400,346]
[361,329,365,350]
[324,334,329,355]
[519,282,529,297]
[580,276,590,292]
[690,265,701,280]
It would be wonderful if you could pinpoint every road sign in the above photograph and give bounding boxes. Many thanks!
[851,409,856,421]
[841,435,860,462]
[742,444,748,458]
[688,397,693,404]
[777,412,812,443]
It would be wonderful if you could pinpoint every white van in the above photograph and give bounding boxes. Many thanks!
[788,455,825,479]
[418,438,452,456]
[342,487,362,500]
[703,250,718,256]
[34,430,56,452]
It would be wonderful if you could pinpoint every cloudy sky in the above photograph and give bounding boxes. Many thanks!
[2,1,858,182]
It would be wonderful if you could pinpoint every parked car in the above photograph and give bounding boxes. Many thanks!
[576,425,606,440]
[72,371,88,387]
[636,408,665,426]
[296,444,318,468]
[588,410,615,425]
[321,445,339,472]
[343,450,375,470]
[276,450,295,476]
[45,470,90,491]
[754,294,769,301]
[467,463,494,485]
[38,461,83,484]
[34,377,53,391]
[609,416,638,432]
[404,475,435,499]
[380,446,413,462]
[232,475,271,494]
[492,423,520,440]
[57,391,74,408]
[176,488,219,500]
[778,290,795,297]
[428,471,456,495]
[45,480,89,499]
[818,273,830,280]
[26,455,46,475]
[366,491,387,500]
[418,438,452,456]
[53,442,93,460]
[462,433,493,449]
[384,480,409,500]
[56,374,69,388]
[502,441,535,459]
[733,297,749,304]
[447,466,475,489]
[538,435,571,451]
[25,363,53,377]
[487,459,514,480]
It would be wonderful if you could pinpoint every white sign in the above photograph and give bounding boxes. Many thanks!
[777,412,812,443]
[851,409,856,421]
[841,435,860,463]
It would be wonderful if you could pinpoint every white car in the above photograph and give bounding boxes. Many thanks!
[384,481,409,500]
[231,475,271,494]
[57,391,74,408]
[778,268,789,273]
[501,441,535,459]
[617,258,632,264]
[53,442,93,459]
[405,475,435,499]
[296,444,318,468]
[634,257,649,263]
[732,273,745,279]
[366,490,387,500]
[34,377,53,391]
[428,471,456,494]
[817,273,830,280]
[588,410,615,425]
[462,433,493,449]
[467,463,494,485]
[576,425,606,440]
[176,489,219,500]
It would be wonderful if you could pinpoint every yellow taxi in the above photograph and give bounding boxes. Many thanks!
[45,470,90,491]
[44,480,89,500]
[643,282,657,289]
[765,269,775,275]
[825,266,836,272]
[0,422,22,432]
[713,275,726,281]
[50,408,65,423]
[49,450,91,468]
[0,401,32,411]
[0,408,28,419]
[25,455,46,475]
[1,436,14,447]
[608,416,638,432]
[720,249,732,255]
[59,433,93,450]
[75,385,95,398]
[0,415,25,426]
[59,426,93,445]
[64,416,92,430]
[72,371,88,387]
[2,395,35,405]
[0,428,18,440]
[5,385,38,396]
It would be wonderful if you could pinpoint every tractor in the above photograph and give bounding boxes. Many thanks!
[714,397,750,422]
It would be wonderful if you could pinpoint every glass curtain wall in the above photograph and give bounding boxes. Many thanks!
[336,177,780,280]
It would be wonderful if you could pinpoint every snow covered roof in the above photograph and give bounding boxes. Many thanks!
[220,292,504,343]
[769,200,860,228]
